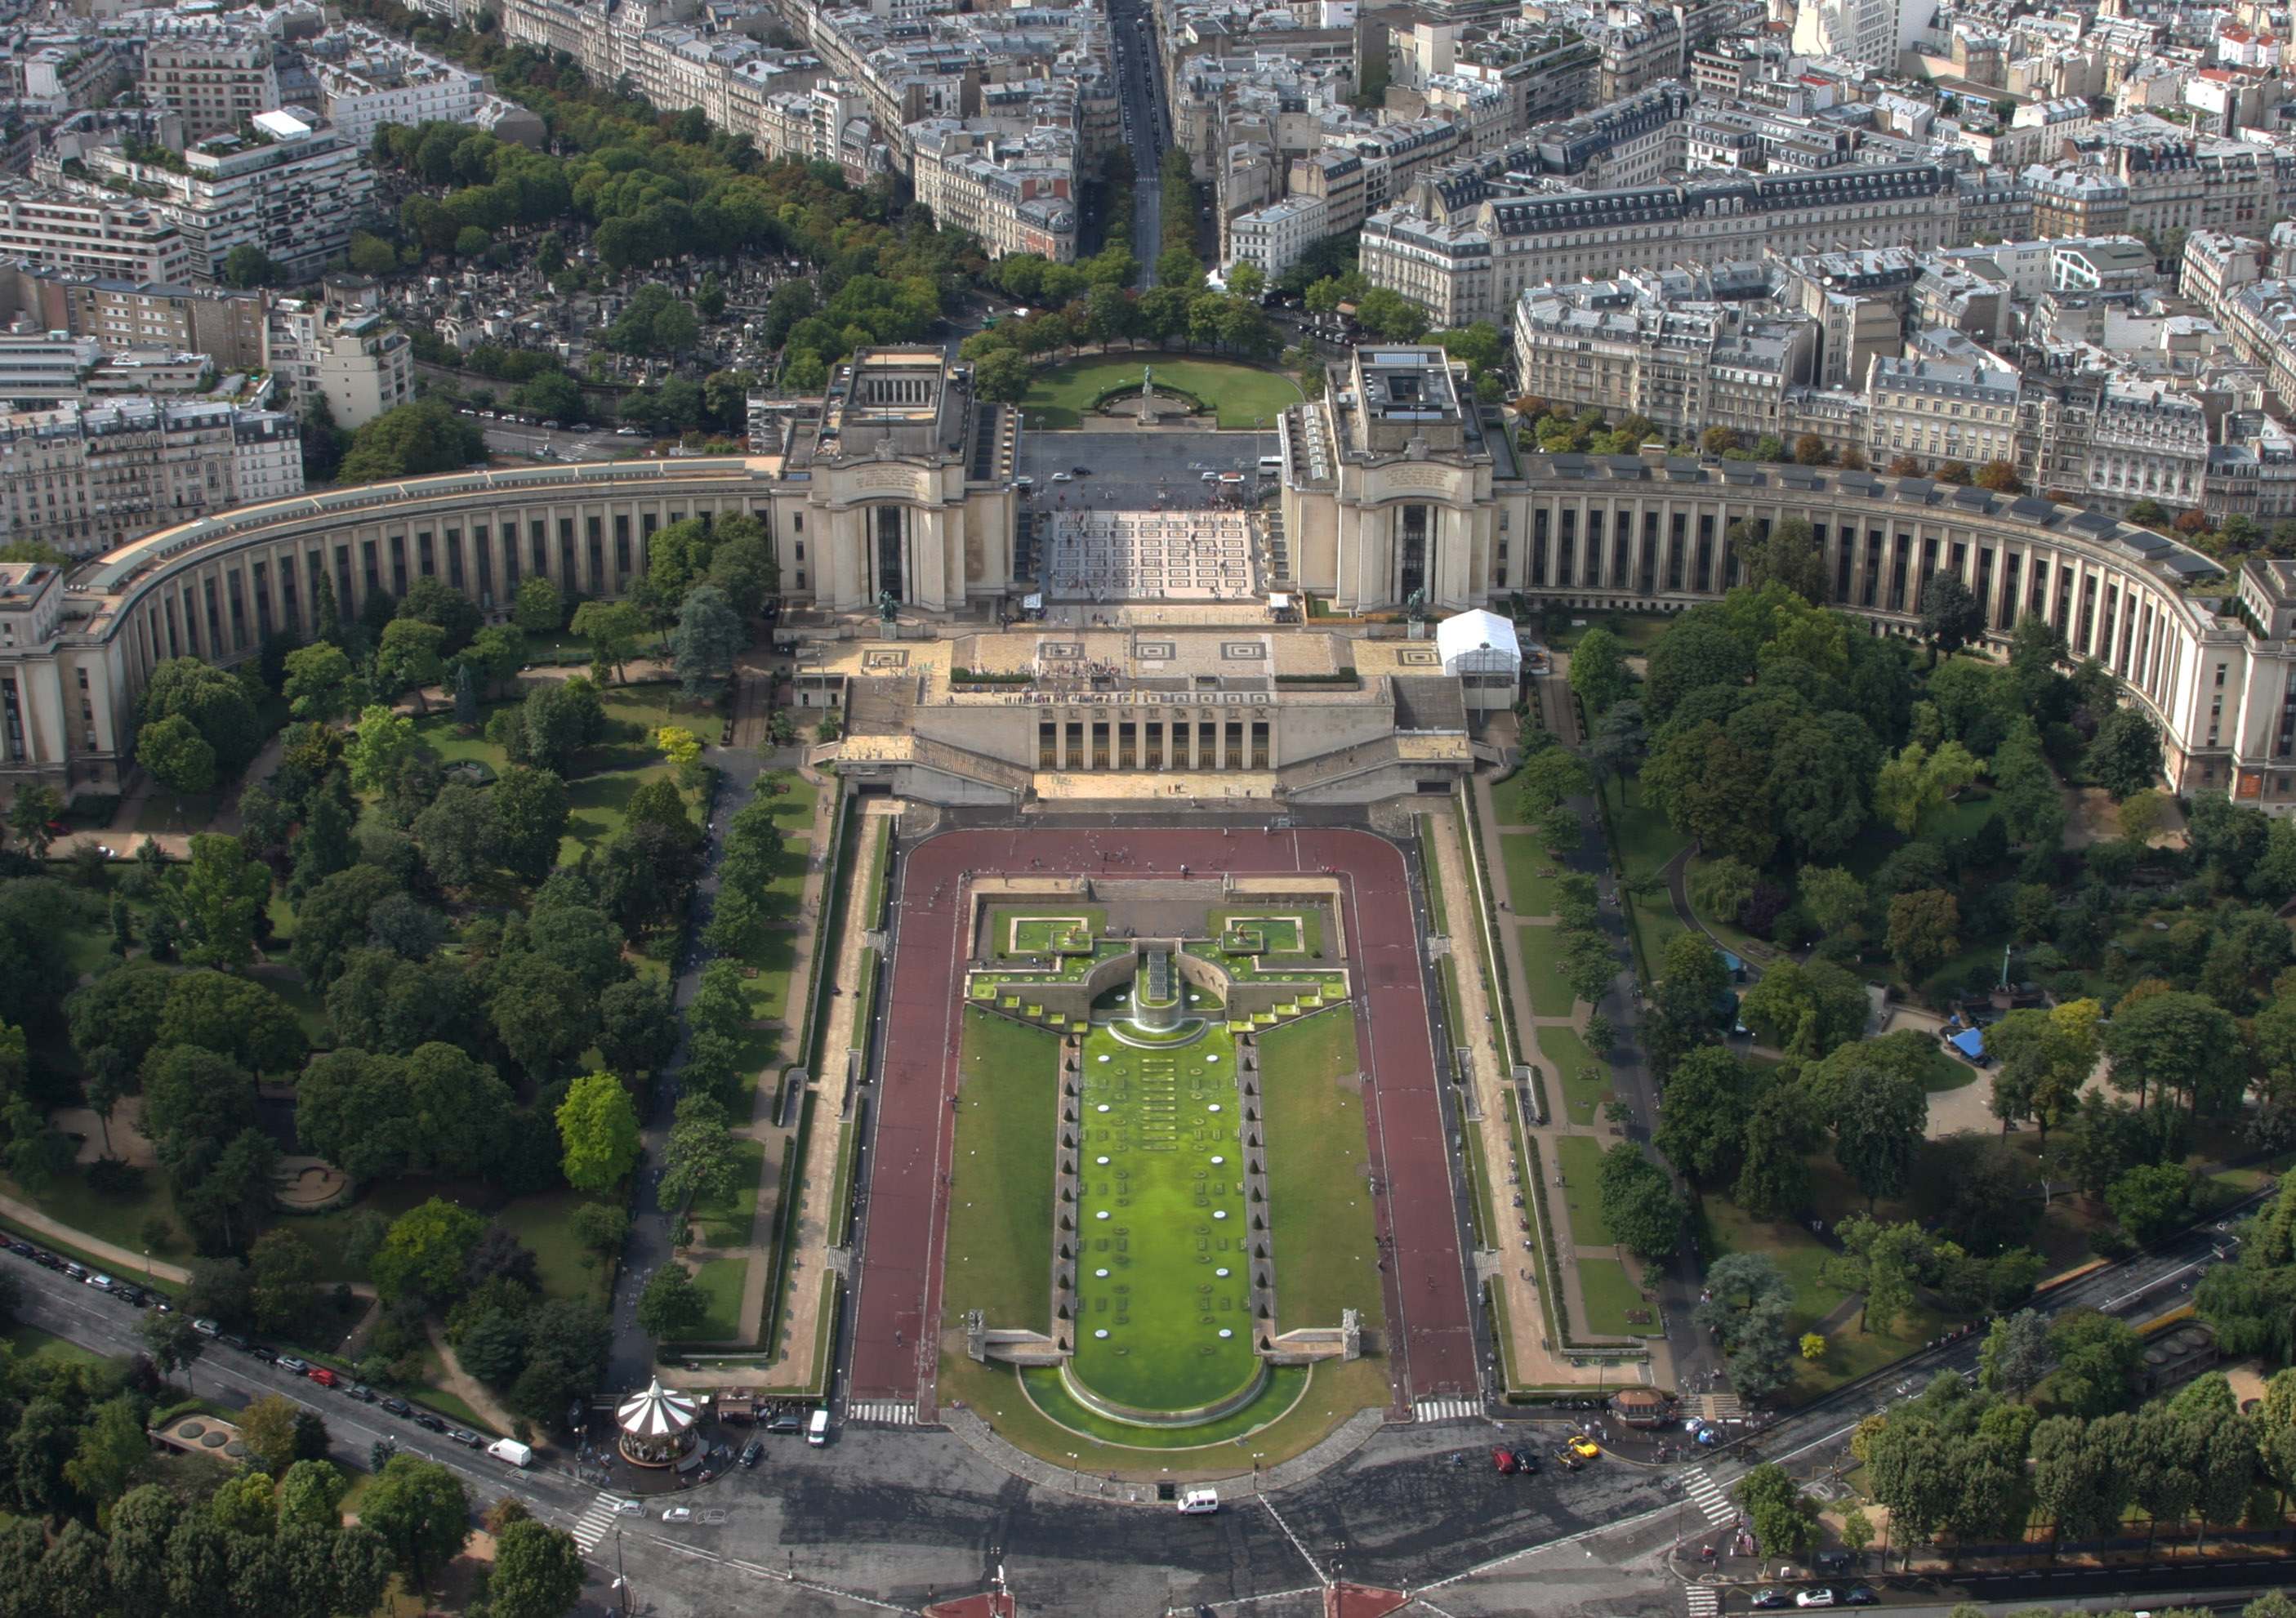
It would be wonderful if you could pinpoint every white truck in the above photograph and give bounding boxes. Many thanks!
[1176,1488,1219,1516]
[486,1439,533,1469]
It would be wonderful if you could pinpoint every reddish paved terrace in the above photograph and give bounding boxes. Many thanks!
[847,827,1478,1417]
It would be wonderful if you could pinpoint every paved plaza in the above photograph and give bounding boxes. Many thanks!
[1039,509,1259,602]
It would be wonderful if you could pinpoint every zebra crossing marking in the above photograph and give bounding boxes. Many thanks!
[845,1400,917,1425]
[1681,1470,1734,1526]
[571,1495,632,1555]
[1687,1586,1720,1616]
[1413,1397,1483,1424]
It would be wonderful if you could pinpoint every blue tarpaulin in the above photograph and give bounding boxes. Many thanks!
[1949,1027,1986,1060]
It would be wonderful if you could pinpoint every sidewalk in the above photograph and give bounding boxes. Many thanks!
[1420,806,1612,1390]
[0,1188,190,1285]
[1461,774,1661,1372]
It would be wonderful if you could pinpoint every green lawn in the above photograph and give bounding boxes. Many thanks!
[689,1256,747,1342]
[7,1325,109,1366]
[1554,1134,1614,1247]
[1257,1006,1383,1333]
[991,907,1108,959]
[1576,1257,1651,1337]
[494,1191,618,1304]
[1209,907,1326,960]
[560,762,677,863]
[943,1010,1063,1331]
[4,1159,181,1261]
[1534,1024,1607,1125]
[1543,611,1675,655]
[1018,353,1305,430]
[687,1138,767,1250]
[1516,925,1576,1016]
[1607,774,1687,886]
[1499,832,1563,917]
[1067,1021,1259,1415]
[1019,1362,1309,1447]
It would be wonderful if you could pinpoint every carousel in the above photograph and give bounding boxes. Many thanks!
[615,1378,701,1468]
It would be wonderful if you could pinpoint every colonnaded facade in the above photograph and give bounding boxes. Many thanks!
[7,342,2293,813]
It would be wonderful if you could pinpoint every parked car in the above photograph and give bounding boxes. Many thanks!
[1512,1450,1540,1473]
[739,1440,764,1469]
[568,423,593,435]
[1071,466,1091,475]
[662,1507,693,1523]
[61,1263,87,1281]
[1491,1448,1518,1475]
[217,1334,250,1352]
[305,1367,338,1387]
[1567,1436,1600,1460]
[1050,471,1072,483]
[345,1384,377,1403]
[275,1357,310,1373]
[1750,1593,1788,1610]
[412,1412,448,1433]
[191,1318,221,1337]
[379,1397,412,1417]
[1841,1592,1878,1607]
[541,419,564,430]
[115,1287,149,1308]
[448,1429,483,1449]
[1796,1591,1837,1609]
[248,1346,279,1365]
[765,1412,804,1435]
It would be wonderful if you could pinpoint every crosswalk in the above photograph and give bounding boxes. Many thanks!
[1413,1397,1483,1424]
[1681,1469,1735,1527]
[570,1493,635,1555]
[1687,1585,1721,1616]
[845,1400,918,1425]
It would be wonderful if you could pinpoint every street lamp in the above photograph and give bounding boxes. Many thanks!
[1251,1451,1265,1492]
[1067,1451,1080,1492]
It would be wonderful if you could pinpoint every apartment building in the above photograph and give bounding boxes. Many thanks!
[305,29,485,148]
[1228,195,1330,278]
[265,301,412,430]
[0,337,100,410]
[907,122,1078,261]
[137,19,281,141]
[2085,381,2211,513]
[1865,351,2022,470]
[0,398,301,558]
[1362,163,1959,328]
[0,183,190,287]
[0,270,267,370]
[79,109,372,283]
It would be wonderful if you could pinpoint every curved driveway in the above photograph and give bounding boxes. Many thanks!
[848,827,1479,1419]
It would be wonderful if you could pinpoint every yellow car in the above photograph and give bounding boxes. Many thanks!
[1567,1437,1600,1460]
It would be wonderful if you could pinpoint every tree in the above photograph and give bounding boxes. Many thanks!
[1513,746,1591,826]
[490,766,569,886]
[1872,740,1981,836]
[514,576,565,636]
[221,243,283,287]
[337,401,484,484]
[1975,460,2024,493]
[1801,867,1868,935]
[412,781,496,889]
[569,600,649,685]
[597,979,678,1077]
[361,1453,470,1592]
[140,657,262,771]
[672,585,746,698]
[1739,516,1828,603]
[659,1101,742,1209]
[283,644,358,724]
[1594,1141,1681,1262]
[489,1521,585,1618]
[139,1307,206,1377]
[369,1197,487,1304]
[1885,889,1960,979]
[2108,1161,2194,1240]
[492,955,596,1079]
[237,1393,305,1474]
[2091,706,2164,800]
[345,706,417,796]
[1827,1215,1925,1334]
[2105,990,2243,1117]
[1833,1064,1927,1210]
[375,620,448,712]
[557,1072,640,1190]
[158,970,306,1075]
[1567,627,1629,718]
[636,1261,710,1339]
[1736,1463,1817,1560]
[1919,572,1985,659]
[1693,1251,1797,1398]
[178,833,270,969]
[137,714,217,818]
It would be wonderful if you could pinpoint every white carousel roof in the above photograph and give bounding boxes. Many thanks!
[616,1378,699,1441]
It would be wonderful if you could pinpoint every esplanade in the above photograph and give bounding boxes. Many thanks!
[7,341,2293,813]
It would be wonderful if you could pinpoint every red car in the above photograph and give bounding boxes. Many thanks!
[305,1366,339,1388]
[1491,1448,1519,1475]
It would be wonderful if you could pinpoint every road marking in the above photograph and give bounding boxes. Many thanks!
[1687,1586,1721,1617]
[845,1400,917,1425]
[1682,1469,1736,1527]
[571,1493,633,1554]
[1414,1397,1482,1424]
[1259,1495,1328,1586]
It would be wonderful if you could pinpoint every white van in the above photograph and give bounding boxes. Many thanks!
[1177,1488,1220,1515]
[1256,455,1283,476]
[486,1438,533,1469]
[806,1408,830,1446]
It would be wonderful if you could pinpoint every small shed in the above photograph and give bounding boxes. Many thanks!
[1435,610,1522,711]
[1948,1027,1987,1063]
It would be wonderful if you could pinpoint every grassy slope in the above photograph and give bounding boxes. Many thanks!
[1018,354,1304,430]
[1256,1006,1384,1333]
[942,1009,1062,1331]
